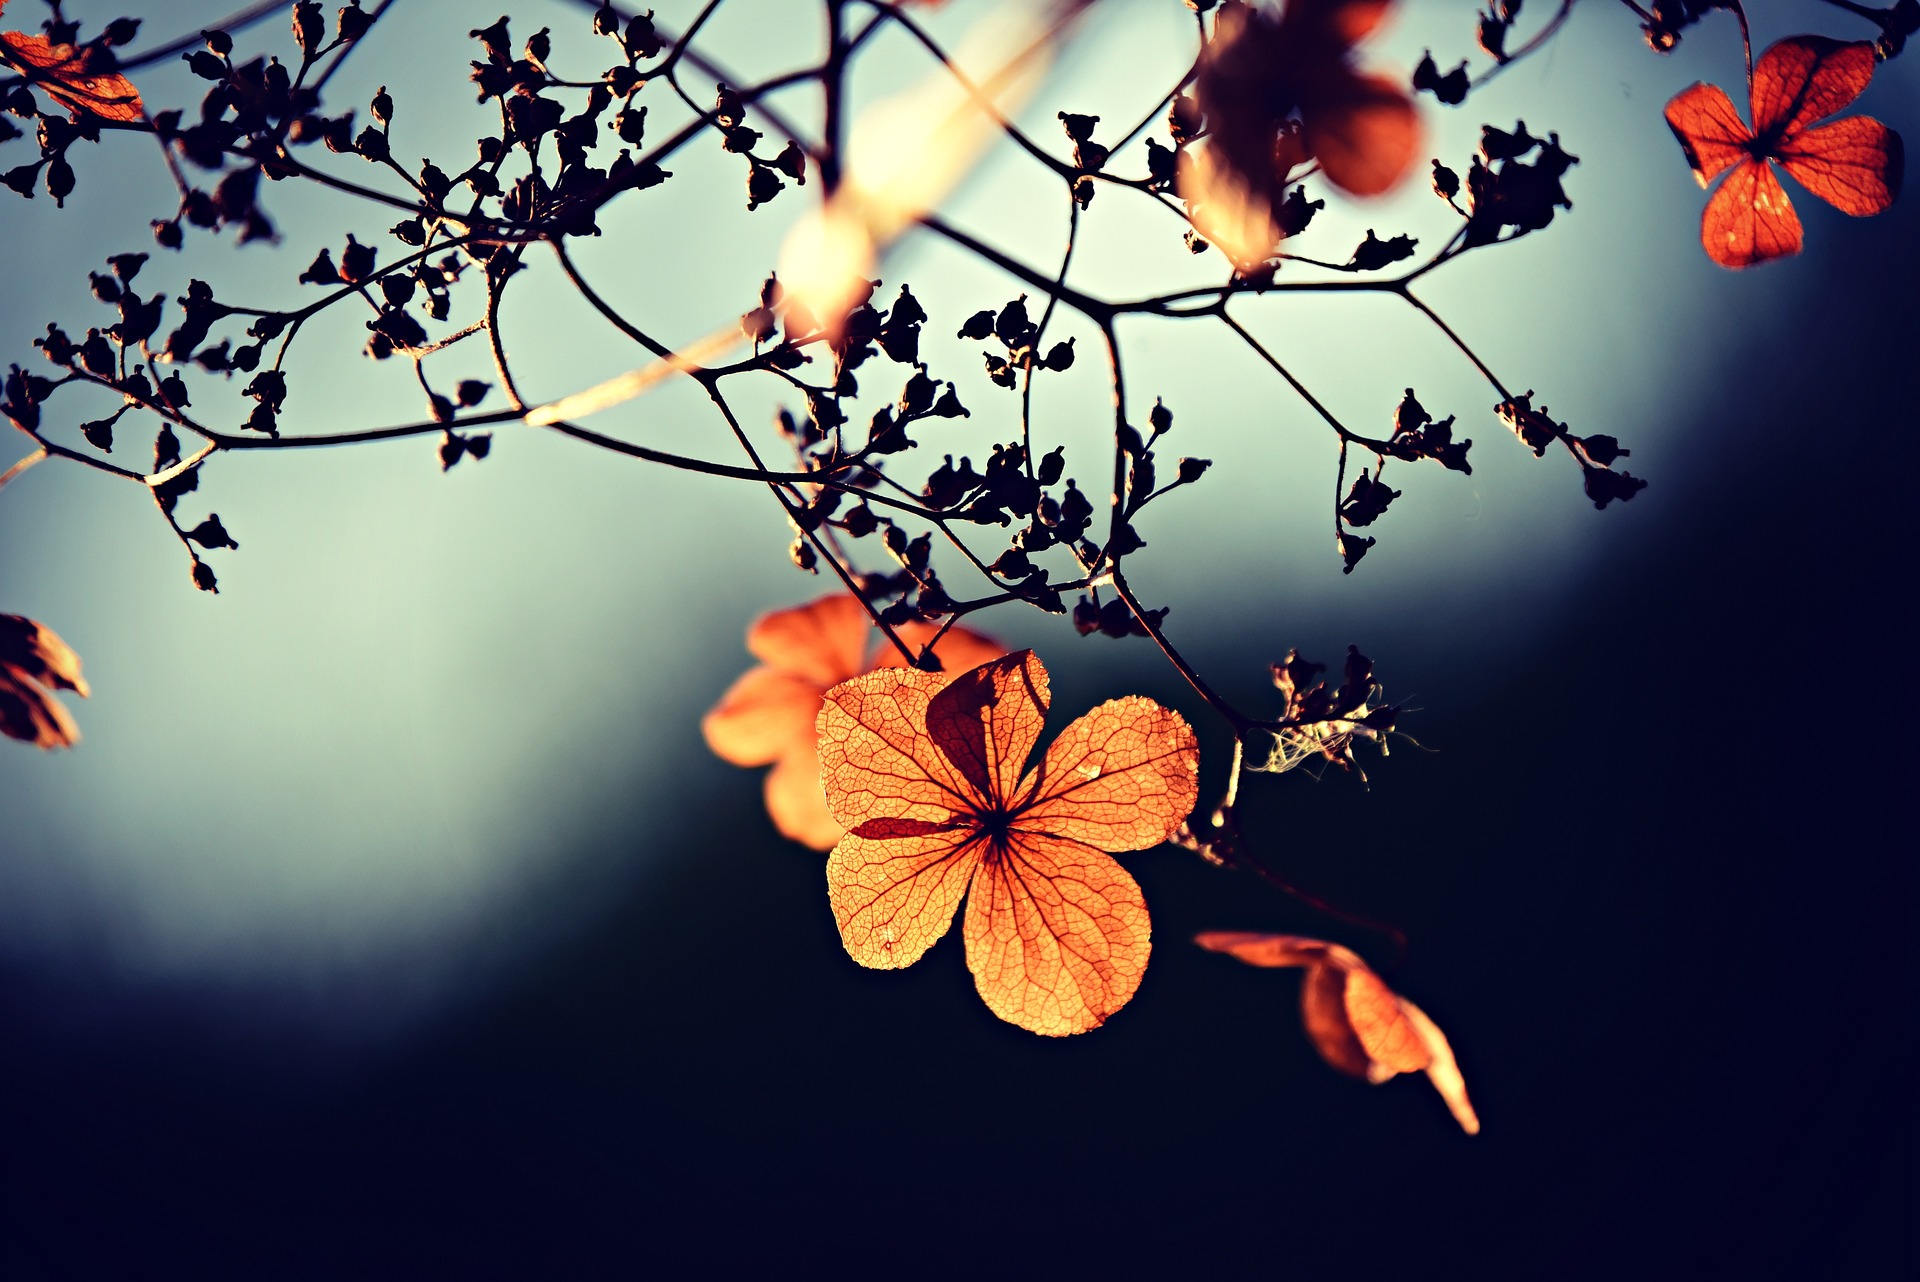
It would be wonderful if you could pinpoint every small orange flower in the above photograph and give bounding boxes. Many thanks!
[819,651,1200,1036]
[1665,35,1903,269]
[1197,931,1478,1132]
[703,594,1003,849]
[0,613,89,749]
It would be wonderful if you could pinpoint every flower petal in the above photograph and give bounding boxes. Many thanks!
[746,594,872,687]
[827,822,983,969]
[1664,81,1753,187]
[924,650,1049,809]
[1750,36,1875,141]
[818,666,983,828]
[882,620,1005,677]
[1019,695,1198,851]
[1341,966,1431,1079]
[0,615,88,750]
[963,831,1150,1036]
[701,665,820,766]
[1776,115,1903,216]
[764,741,843,850]
[1303,73,1421,198]
[0,31,143,123]
[1300,960,1374,1078]
[1701,158,1803,268]
[1402,997,1480,1135]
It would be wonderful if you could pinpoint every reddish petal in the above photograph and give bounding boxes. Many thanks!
[818,667,983,828]
[701,665,820,766]
[764,742,843,850]
[827,823,983,968]
[1019,695,1199,852]
[1777,115,1903,215]
[1758,37,1873,140]
[1701,159,1803,268]
[963,831,1150,1036]
[0,31,143,122]
[1664,82,1754,187]
[1,666,82,749]
[746,594,871,687]
[1304,73,1421,198]
[1193,932,1345,968]
[923,651,1049,809]
[1750,36,1876,140]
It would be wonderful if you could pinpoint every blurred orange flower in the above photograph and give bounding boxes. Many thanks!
[0,613,89,749]
[819,651,1199,1035]
[1197,931,1478,1132]
[1186,0,1420,263]
[703,594,1003,849]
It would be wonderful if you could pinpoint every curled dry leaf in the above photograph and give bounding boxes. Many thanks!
[1185,0,1420,264]
[0,613,90,749]
[1195,931,1478,1133]
[702,593,1003,849]
[0,20,144,123]
[1664,35,1902,269]
[819,651,1199,1036]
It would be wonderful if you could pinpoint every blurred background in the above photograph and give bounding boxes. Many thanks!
[0,0,1910,1275]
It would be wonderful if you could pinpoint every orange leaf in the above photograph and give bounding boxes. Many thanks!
[0,613,89,750]
[706,594,1004,849]
[1195,930,1479,1132]
[821,651,1197,1035]
[0,31,143,123]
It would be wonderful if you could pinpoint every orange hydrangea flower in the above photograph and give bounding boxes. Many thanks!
[1186,0,1420,262]
[1664,35,1903,269]
[1,612,89,749]
[703,594,1003,849]
[818,651,1200,1036]
[1197,931,1478,1132]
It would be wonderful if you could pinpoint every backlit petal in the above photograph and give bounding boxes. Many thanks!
[819,666,982,828]
[828,822,983,968]
[746,594,871,686]
[1019,695,1199,851]
[764,741,843,850]
[1750,36,1875,140]
[924,650,1049,808]
[1776,115,1903,216]
[701,665,820,766]
[882,620,1005,677]
[1664,81,1753,187]
[963,831,1150,1036]
[1701,158,1803,268]
[1303,73,1421,198]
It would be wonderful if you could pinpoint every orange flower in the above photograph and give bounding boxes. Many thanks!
[1186,0,1420,262]
[1665,35,1903,269]
[703,594,1003,849]
[819,651,1199,1035]
[0,613,89,749]
[1197,931,1478,1132]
